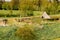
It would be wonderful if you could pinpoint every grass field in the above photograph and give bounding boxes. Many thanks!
[0,23,60,40]
[0,10,60,40]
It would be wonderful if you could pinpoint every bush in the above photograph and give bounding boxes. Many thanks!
[27,10,33,16]
[15,24,40,40]
[2,2,11,10]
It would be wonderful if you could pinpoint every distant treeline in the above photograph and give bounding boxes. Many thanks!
[0,0,19,10]
[0,2,19,10]
[0,0,60,15]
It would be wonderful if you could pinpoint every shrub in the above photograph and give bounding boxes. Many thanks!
[2,2,10,10]
[27,10,33,16]
[53,38,60,40]
[15,24,40,40]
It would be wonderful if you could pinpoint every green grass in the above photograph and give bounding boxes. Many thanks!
[0,23,60,40]
[0,10,42,17]
[0,26,18,40]
[0,10,21,17]
[41,23,60,40]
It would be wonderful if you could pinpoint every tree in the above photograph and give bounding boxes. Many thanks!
[0,0,3,10]
[12,0,19,10]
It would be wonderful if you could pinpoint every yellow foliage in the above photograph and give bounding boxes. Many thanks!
[7,18,17,25]
[53,38,60,40]
[15,24,35,40]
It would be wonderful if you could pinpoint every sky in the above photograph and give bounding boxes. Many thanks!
[5,0,11,2]
[58,0,60,1]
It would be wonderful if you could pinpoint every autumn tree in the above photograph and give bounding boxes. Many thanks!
[19,0,34,17]
[11,0,19,10]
